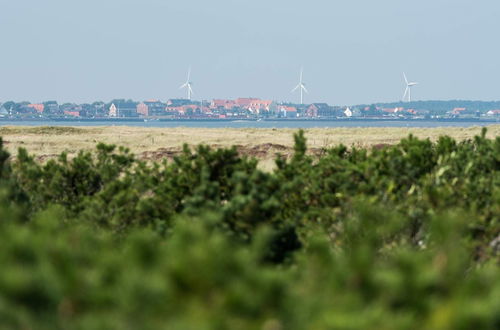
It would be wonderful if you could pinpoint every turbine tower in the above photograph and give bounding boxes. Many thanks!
[403,72,418,102]
[291,67,308,104]
[180,67,194,100]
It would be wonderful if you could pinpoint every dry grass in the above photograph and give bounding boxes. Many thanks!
[1,125,499,169]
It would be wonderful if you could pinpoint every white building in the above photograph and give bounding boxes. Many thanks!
[344,107,353,117]
[109,103,117,117]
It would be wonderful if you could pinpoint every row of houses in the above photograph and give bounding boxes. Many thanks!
[0,100,437,119]
[106,99,359,118]
[105,99,364,118]
[3,100,500,119]
[0,101,108,117]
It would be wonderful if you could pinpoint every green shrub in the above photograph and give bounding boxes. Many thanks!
[0,130,498,329]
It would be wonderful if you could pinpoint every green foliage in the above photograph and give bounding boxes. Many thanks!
[0,130,499,329]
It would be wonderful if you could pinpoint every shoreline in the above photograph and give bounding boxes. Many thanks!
[1,117,499,123]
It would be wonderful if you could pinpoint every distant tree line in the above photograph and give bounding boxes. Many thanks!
[355,100,500,114]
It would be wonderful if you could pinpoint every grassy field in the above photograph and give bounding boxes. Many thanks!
[1,125,499,167]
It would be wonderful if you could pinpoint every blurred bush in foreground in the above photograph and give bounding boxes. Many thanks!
[0,129,499,329]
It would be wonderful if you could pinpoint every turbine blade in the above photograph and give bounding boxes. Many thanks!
[302,85,309,94]
[403,72,408,85]
[300,67,303,83]
[180,83,188,89]
[187,66,191,81]
[291,84,300,93]
[403,86,409,100]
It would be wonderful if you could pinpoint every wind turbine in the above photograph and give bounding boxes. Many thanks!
[291,67,308,104]
[402,72,418,102]
[180,67,194,100]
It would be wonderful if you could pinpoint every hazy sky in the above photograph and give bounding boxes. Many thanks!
[1,0,499,105]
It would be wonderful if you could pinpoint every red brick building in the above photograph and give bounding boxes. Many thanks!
[137,103,149,116]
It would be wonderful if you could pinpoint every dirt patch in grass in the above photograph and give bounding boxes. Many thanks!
[140,148,183,161]
[138,143,326,162]
[35,154,61,162]
[372,143,392,150]
[236,143,290,158]
[139,144,293,162]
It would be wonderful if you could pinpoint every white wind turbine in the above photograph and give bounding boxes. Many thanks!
[180,67,194,100]
[291,67,308,104]
[403,72,418,102]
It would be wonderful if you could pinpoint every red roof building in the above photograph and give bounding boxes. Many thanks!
[306,103,337,117]
[165,106,184,115]
[27,104,44,113]
[486,110,500,116]
[279,105,298,118]
[382,107,400,114]
[451,108,467,115]
[235,98,260,108]
[211,99,237,110]
[279,106,297,112]
[64,110,80,117]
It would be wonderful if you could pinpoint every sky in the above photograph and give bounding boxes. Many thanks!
[1,0,499,105]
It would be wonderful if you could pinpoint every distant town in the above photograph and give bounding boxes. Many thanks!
[1,98,500,121]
